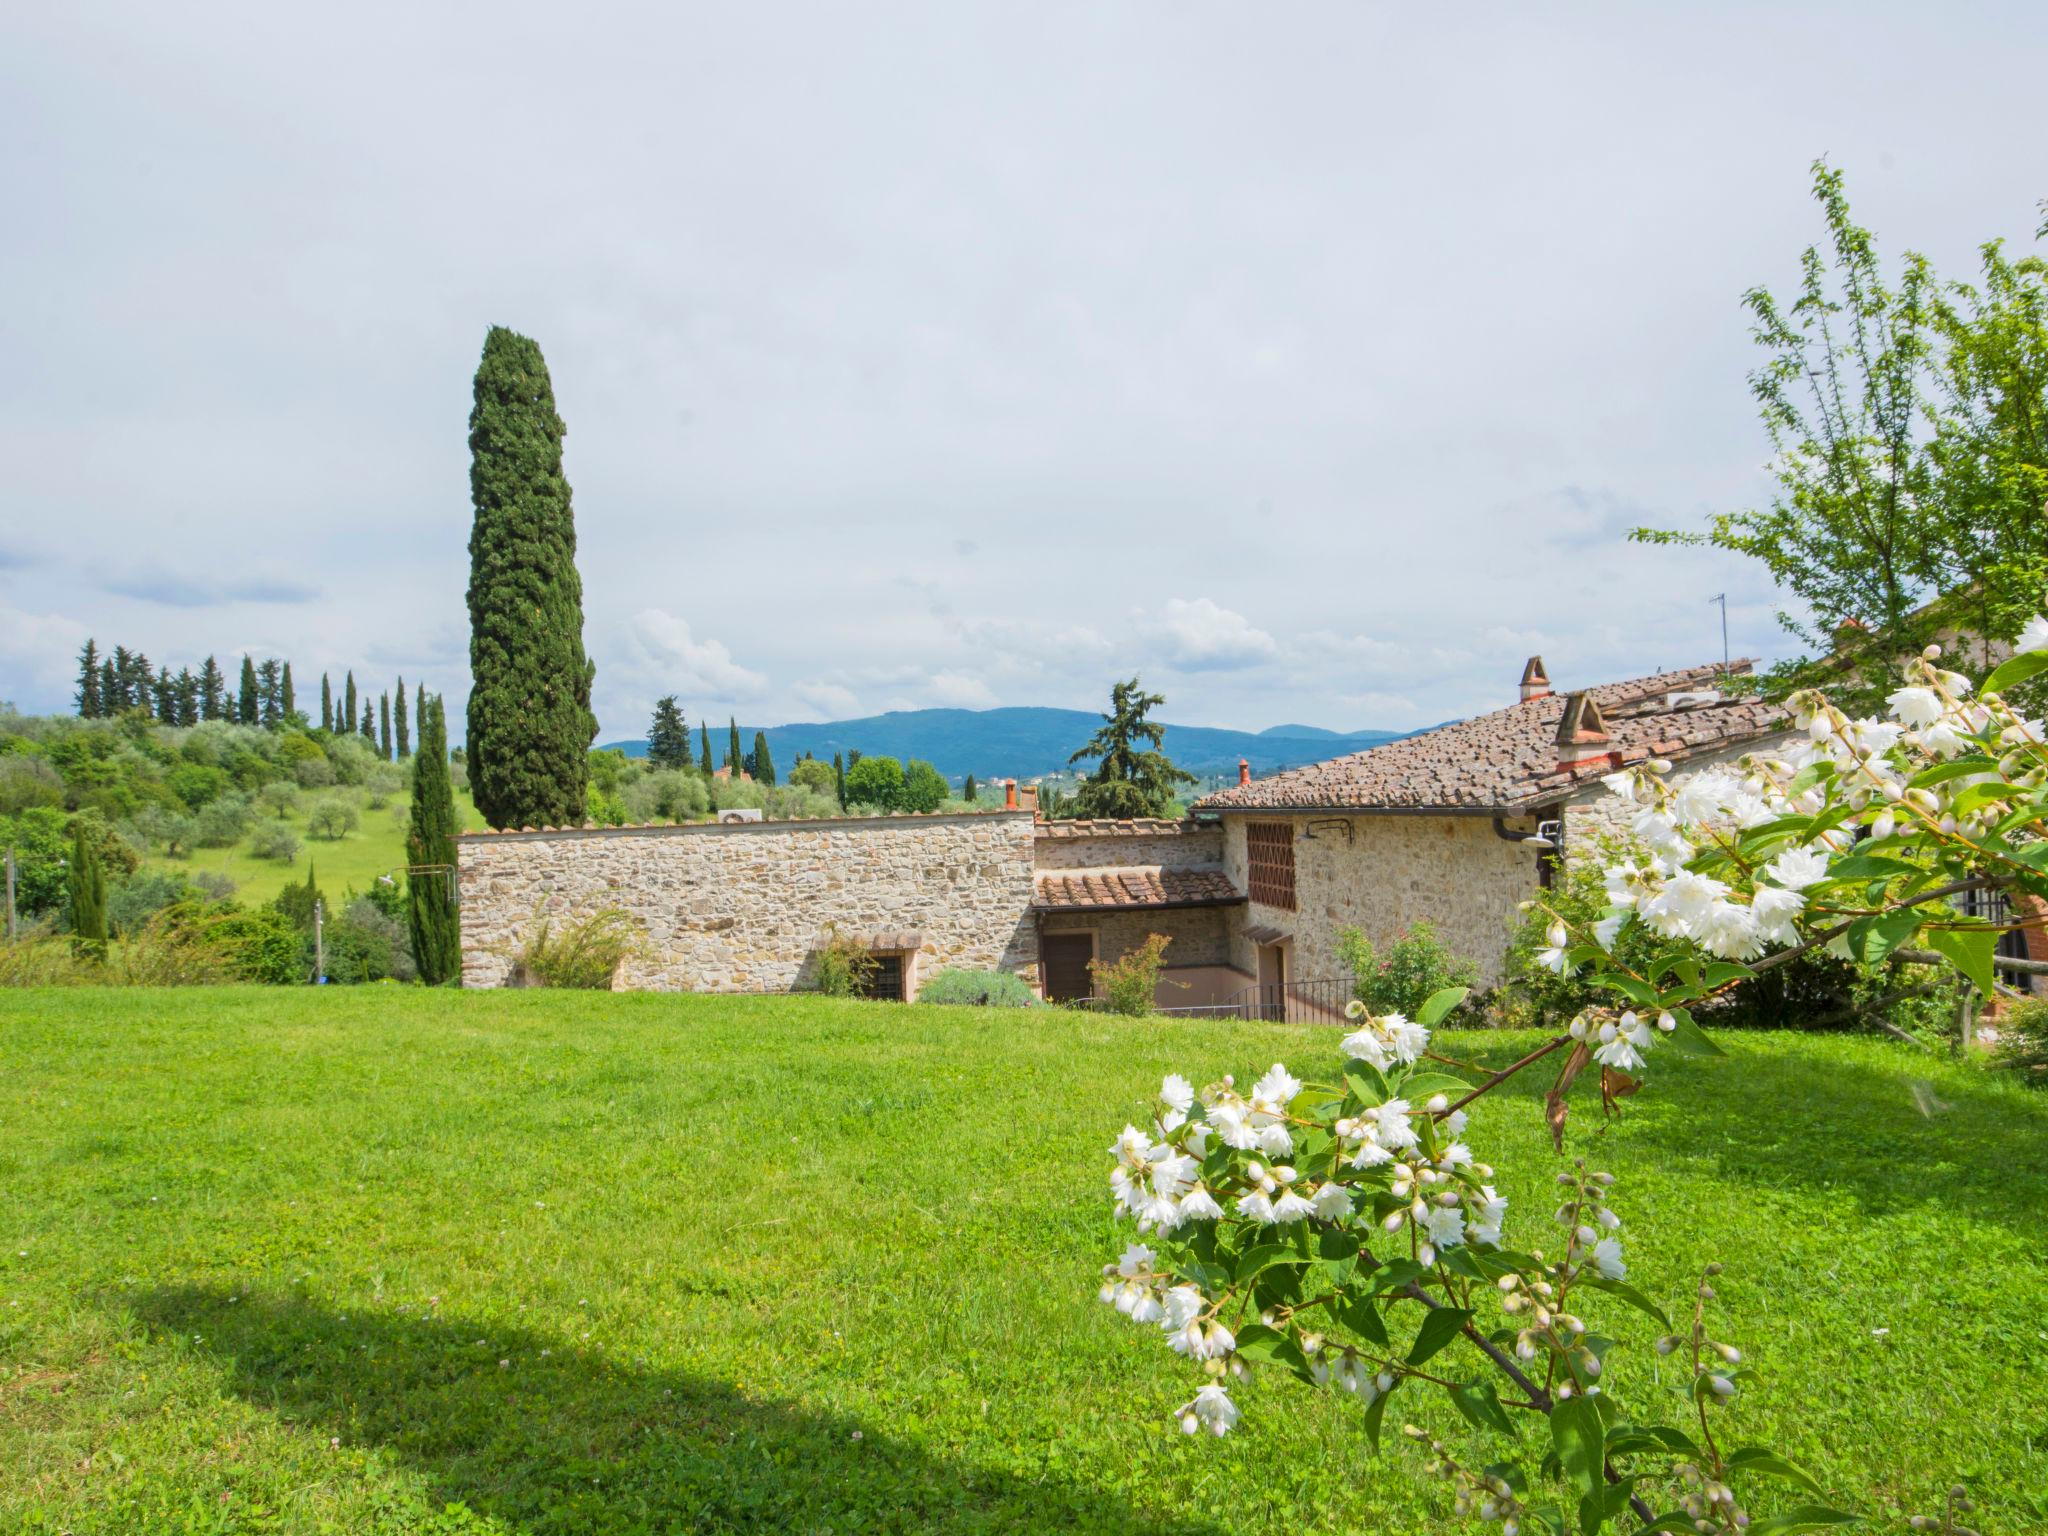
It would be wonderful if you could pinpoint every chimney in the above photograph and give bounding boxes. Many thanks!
[1004,778,1018,810]
[1519,655,1551,703]
[1553,690,1614,773]
[1019,784,1040,817]
[1238,758,1251,787]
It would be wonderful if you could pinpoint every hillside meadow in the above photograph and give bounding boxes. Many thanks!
[3,990,2044,1534]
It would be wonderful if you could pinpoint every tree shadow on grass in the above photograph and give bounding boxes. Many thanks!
[136,1286,1224,1536]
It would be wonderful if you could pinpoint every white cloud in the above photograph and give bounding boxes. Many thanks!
[624,609,769,701]
[791,680,860,718]
[1147,598,1279,671]
[926,670,999,708]
[0,605,90,703]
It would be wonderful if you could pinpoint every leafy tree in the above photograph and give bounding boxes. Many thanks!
[281,662,296,721]
[199,656,226,721]
[901,758,947,812]
[344,671,358,736]
[465,325,596,830]
[727,718,742,774]
[321,673,333,732]
[408,694,462,985]
[698,722,714,775]
[647,696,690,770]
[308,798,359,840]
[963,772,977,803]
[751,730,777,786]
[272,861,326,932]
[395,678,409,758]
[67,819,107,960]
[1635,161,2048,708]
[789,757,836,796]
[844,755,905,810]
[1068,677,1195,819]
[75,639,101,717]
[379,692,393,761]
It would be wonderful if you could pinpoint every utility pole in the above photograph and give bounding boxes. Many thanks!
[313,898,325,984]
[1708,593,1729,668]
[5,847,15,942]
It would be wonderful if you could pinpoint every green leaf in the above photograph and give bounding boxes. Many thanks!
[1361,1383,1391,1451]
[1744,1506,1863,1536]
[1579,1274,1672,1329]
[1550,1395,1606,1529]
[1448,1379,1517,1436]
[1417,985,1470,1027]
[1823,851,1920,882]
[1658,1006,1723,1058]
[1725,1447,1829,1500]
[1233,1242,1308,1283]
[1344,1065,1390,1105]
[1702,961,1752,988]
[1846,908,1923,966]
[1371,1257,1428,1294]
[1601,974,1659,1007]
[1949,781,2021,817]
[1408,1305,1474,1365]
[1232,1322,1317,1384]
[1397,1071,1475,1102]
[1907,754,1999,787]
[1926,926,1998,998]
[1984,647,2048,696]
[1334,1295,1389,1346]
[1606,1425,1701,1458]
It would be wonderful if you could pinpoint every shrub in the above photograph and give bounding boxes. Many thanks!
[1995,996,2048,1085]
[0,755,65,815]
[166,762,230,810]
[249,820,302,862]
[918,968,1040,1007]
[324,734,378,786]
[194,793,255,848]
[0,933,91,985]
[327,895,415,983]
[256,781,299,819]
[507,907,642,989]
[0,806,70,915]
[810,927,879,997]
[135,804,198,858]
[109,871,194,936]
[844,756,905,811]
[900,759,948,813]
[112,905,234,985]
[184,903,305,984]
[1337,920,1480,1021]
[788,758,836,796]
[191,869,237,902]
[293,756,337,789]
[623,769,708,824]
[1089,933,1171,1016]
[307,798,359,840]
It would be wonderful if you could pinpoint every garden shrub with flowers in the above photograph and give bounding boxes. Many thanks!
[1097,620,2048,1534]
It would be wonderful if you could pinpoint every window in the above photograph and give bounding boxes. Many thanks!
[1246,821,1296,911]
[857,952,907,1001]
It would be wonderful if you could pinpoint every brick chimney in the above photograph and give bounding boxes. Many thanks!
[1519,655,1551,703]
[1019,784,1040,817]
[1003,778,1018,810]
[1238,758,1251,787]
[1553,690,1614,773]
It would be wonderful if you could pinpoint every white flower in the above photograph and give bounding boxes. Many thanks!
[2018,615,2048,654]
[1271,1187,1315,1223]
[1536,944,1570,974]
[1591,1236,1626,1280]
[1593,912,1626,951]
[1696,900,1762,961]
[1437,1140,1473,1168]
[1371,1098,1419,1151]
[1594,1032,1645,1073]
[1887,685,1943,728]
[1177,1186,1223,1222]
[1751,884,1804,943]
[1235,1189,1275,1224]
[1158,1073,1195,1131]
[1768,846,1830,890]
[1178,1382,1239,1436]
[1469,1186,1508,1246]
[1600,768,1639,803]
[1310,1182,1354,1221]
[1421,1204,1466,1250]
[1341,1010,1430,1068]
[1252,1064,1300,1109]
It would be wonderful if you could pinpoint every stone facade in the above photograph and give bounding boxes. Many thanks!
[458,811,1038,993]
[1218,811,1545,987]
[1038,904,1232,971]
[1032,820,1225,872]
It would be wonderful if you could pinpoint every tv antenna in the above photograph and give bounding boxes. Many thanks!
[1708,593,1729,668]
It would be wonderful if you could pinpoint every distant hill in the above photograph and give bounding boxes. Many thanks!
[604,706,1413,782]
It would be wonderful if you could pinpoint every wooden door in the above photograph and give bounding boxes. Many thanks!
[1257,943,1286,1020]
[1042,933,1095,1002]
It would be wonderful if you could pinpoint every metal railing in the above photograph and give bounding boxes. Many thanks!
[1131,976,1355,1023]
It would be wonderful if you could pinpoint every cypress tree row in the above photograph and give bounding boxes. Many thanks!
[175,668,199,726]
[67,822,107,960]
[752,730,776,785]
[465,326,596,829]
[379,692,393,760]
[415,683,428,756]
[407,694,462,985]
[321,673,333,732]
[237,656,259,724]
[257,659,283,726]
[395,678,410,758]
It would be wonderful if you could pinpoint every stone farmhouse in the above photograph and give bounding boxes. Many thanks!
[457,658,1791,1008]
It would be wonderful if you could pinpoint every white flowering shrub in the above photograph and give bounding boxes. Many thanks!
[1097,623,2048,1533]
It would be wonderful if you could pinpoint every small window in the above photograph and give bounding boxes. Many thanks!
[858,952,907,1001]
[1246,821,1297,912]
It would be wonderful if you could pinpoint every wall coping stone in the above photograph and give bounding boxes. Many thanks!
[458,809,1034,844]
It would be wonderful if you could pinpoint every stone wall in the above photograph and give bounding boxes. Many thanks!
[1219,812,1543,987]
[1039,904,1232,972]
[1033,819,1225,872]
[458,811,1038,993]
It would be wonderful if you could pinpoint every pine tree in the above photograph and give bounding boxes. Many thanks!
[964,772,977,803]
[238,656,259,724]
[407,694,462,985]
[153,666,176,721]
[257,659,283,726]
[281,662,296,722]
[75,640,102,717]
[647,696,689,770]
[175,668,199,726]
[321,673,333,733]
[699,723,713,775]
[1068,677,1198,819]
[752,731,777,786]
[834,752,847,810]
[465,326,596,830]
[361,703,376,743]
[379,692,393,760]
[67,821,107,961]
[199,656,226,721]
[727,718,742,774]
[99,659,119,714]
[344,672,358,737]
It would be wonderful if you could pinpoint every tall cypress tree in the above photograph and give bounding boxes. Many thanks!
[175,668,199,726]
[465,326,596,829]
[647,696,688,769]
[320,673,333,732]
[964,772,978,803]
[344,672,358,737]
[407,694,462,985]
[199,656,225,721]
[379,692,393,760]
[257,659,283,726]
[68,821,107,960]
[699,722,713,775]
[238,656,260,724]
[75,639,101,717]
[727,718,742,774]
[834,752,847,810]
[415,683,428,755]
[752,730,777,786]
[281,662,296,722]
[395,678,409,758]
[153,666,176,722]
[361,703,376,743]
[99,659,119,714]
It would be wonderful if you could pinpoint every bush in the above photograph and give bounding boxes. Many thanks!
[200,904,307,984]
[844,756,905,811]
[249,820,302,862]
[900,759,948,813]
[256,781,299,819]
[307,798,359,840]
[623,769,709,824]
[1088,933,1171,1016]
[326,895,416,983]
[788,758,836,796]
[918,968,1040,1007]
[191,869,237,902]
[1996,996,2048,1085]
[1337,920,1480,1021]
[109,870,194,936]
[324,734,378,786]
[293,756,337,789]
[194,793,255,848]
[0,806,70,915]
[810,929,879,997]
[166,762,230,810]
[506,907,642,989]
[0,755,65,815]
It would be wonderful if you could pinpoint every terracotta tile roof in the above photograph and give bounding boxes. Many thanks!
[1195,662,1789,814]
[1035,817,1202,840]
[1034,867,1244,911]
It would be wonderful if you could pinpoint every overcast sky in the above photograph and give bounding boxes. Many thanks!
[4,3,2043,741]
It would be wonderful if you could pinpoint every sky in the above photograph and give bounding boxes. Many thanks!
[4,3,2044,742]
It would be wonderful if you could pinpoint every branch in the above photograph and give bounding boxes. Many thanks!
[1740,877,2000,980]
[1894,945,2048,977]
[1439,1034,1571,1118]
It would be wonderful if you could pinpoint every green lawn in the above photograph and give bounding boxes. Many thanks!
[149,787,480,907]
[3,992,2044,1534]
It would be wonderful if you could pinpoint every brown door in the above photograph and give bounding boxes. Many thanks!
[1257,943,1286,1020]
[1042,933,1095,1002]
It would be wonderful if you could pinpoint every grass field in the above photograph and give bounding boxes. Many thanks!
[145,786,481,908]
[3,991,2044,1534]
